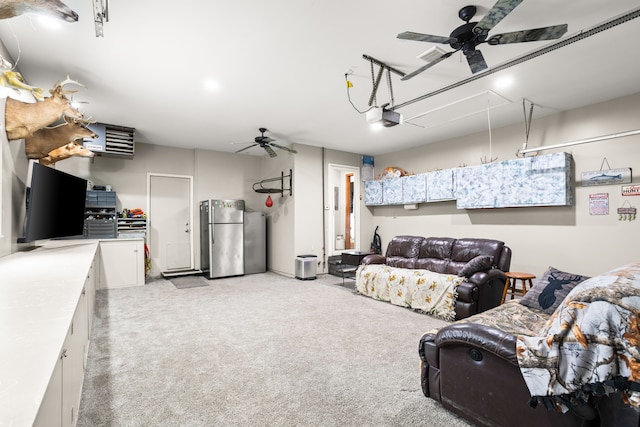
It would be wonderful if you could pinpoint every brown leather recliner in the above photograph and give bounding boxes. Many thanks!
[419,321,626,427]
[362,236,512,319]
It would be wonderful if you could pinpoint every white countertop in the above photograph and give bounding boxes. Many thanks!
[0,240,99,427]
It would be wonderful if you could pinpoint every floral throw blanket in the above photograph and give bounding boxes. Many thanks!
[355,264,463,320]
[516,262,640,411]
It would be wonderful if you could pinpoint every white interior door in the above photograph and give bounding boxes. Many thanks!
[148,174,193,276]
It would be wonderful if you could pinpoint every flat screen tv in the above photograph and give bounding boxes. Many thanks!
[21,163,88,242]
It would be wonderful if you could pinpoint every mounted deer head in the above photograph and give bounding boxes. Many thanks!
[39,141,95,165]
[0,0,78,22]
[25,117,97,160]
[5,75,85,140]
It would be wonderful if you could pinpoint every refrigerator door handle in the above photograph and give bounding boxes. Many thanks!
[209,222,215,244]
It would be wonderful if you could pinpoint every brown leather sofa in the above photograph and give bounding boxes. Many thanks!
[419,303,630,427]
[361,236,511,319]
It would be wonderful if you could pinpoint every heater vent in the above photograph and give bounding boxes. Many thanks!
[84,123,136,158]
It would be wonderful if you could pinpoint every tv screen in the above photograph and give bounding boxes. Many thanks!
[22,163,88,242]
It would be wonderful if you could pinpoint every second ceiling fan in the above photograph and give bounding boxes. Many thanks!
[398,0,568,80]
[234,128,297,158]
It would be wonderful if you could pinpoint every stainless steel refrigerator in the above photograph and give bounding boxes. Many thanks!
[244,211,266,274]
[200,199,245,279]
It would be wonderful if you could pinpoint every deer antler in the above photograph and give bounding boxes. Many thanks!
[64,115,95,125]
[50,74,85,96]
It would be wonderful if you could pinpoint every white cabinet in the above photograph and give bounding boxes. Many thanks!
[99,239,145,289]
[33,254,97,427]
[456,152,573,209]
[33,359,62,427]
[34,267,95,427]
[62,291,88,427]
[364,180,383,205]
[401,174,427,204]
[0,242,100,427]
[426,169,456,202]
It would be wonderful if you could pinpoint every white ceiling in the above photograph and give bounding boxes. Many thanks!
[0,0,639,157]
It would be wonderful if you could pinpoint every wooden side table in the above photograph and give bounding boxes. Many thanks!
[501,271,536,304]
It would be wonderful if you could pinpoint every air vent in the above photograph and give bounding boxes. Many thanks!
[84,122,136,158]
[417,46,447,63]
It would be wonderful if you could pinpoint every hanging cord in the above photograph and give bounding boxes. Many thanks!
[482,98,494,163]
[488,99,492,160]
[521,99,535,155]
[481,97,498,164]
[345,55,402,115]
[5,20,22,69]
[599,157,611,171]
[344,72,373,114]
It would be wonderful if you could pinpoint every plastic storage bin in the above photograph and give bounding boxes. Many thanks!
[295,255,317,280]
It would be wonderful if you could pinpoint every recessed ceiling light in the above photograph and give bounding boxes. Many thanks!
[38,15,63,30]
[494,75,514,89]
[203,79,219,91]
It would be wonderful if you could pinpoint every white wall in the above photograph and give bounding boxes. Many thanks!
[0,40,35,257]
[260,148,294,275]
[367,92,640,278]
[292,144,324,274]
[58,143,266,275]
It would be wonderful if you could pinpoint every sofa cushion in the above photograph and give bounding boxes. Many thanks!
[385,235,423,268]
[458,255,494,278]
[519,266,590,314]
[451,238,504,263]
[414,238,455,273]
[456,300,548,337]
[419,237,455,259]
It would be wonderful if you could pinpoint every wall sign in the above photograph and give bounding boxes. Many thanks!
[589,193,609,215]
[581,168,632,186]
[622,184,640,196]
[617,206,637,221]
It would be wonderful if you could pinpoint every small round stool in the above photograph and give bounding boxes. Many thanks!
[501,272,536,304]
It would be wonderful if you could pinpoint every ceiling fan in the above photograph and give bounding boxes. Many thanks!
[234,128,298,158]
[398,0,568,80]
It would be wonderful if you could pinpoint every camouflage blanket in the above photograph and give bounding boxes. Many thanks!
[355,264,463,320]
[516,262,640,411]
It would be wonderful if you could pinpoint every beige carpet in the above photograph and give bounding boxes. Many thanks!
[77,272,473,426]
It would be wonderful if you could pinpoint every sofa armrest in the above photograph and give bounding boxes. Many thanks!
[456,281,478,303]
[361,254,386,265]
[434,322,518,366]
[466,268,507,286]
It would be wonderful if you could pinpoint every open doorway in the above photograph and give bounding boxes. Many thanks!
[328,164,360,255]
